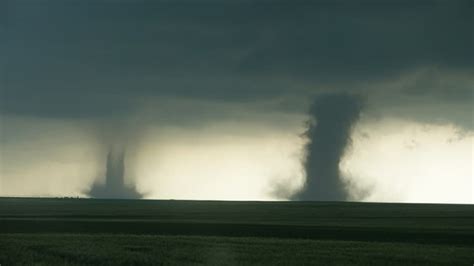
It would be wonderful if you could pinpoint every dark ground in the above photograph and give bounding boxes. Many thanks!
[0,198,473,265]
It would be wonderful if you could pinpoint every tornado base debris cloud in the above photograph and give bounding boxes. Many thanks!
[88,148,142,199]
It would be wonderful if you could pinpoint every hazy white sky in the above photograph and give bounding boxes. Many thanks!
[1,110,472,203]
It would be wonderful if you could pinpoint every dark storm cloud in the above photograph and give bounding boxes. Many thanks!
[293,93,363,201]
[2,0,472,121]
[1,0,472,202]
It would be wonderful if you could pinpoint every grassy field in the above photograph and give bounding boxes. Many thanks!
[1,198,473,265]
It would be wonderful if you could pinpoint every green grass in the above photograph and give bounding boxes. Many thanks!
[1,198,473,265]
[2,198,473,229]
[1,234,473,266]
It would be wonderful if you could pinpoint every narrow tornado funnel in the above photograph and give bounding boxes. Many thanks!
[88,148,142,199]
[294,93,363,201]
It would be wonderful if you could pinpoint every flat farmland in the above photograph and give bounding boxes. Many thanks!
[1,198,473,265]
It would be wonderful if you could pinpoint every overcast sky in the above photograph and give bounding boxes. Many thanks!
[1,0,472,202]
